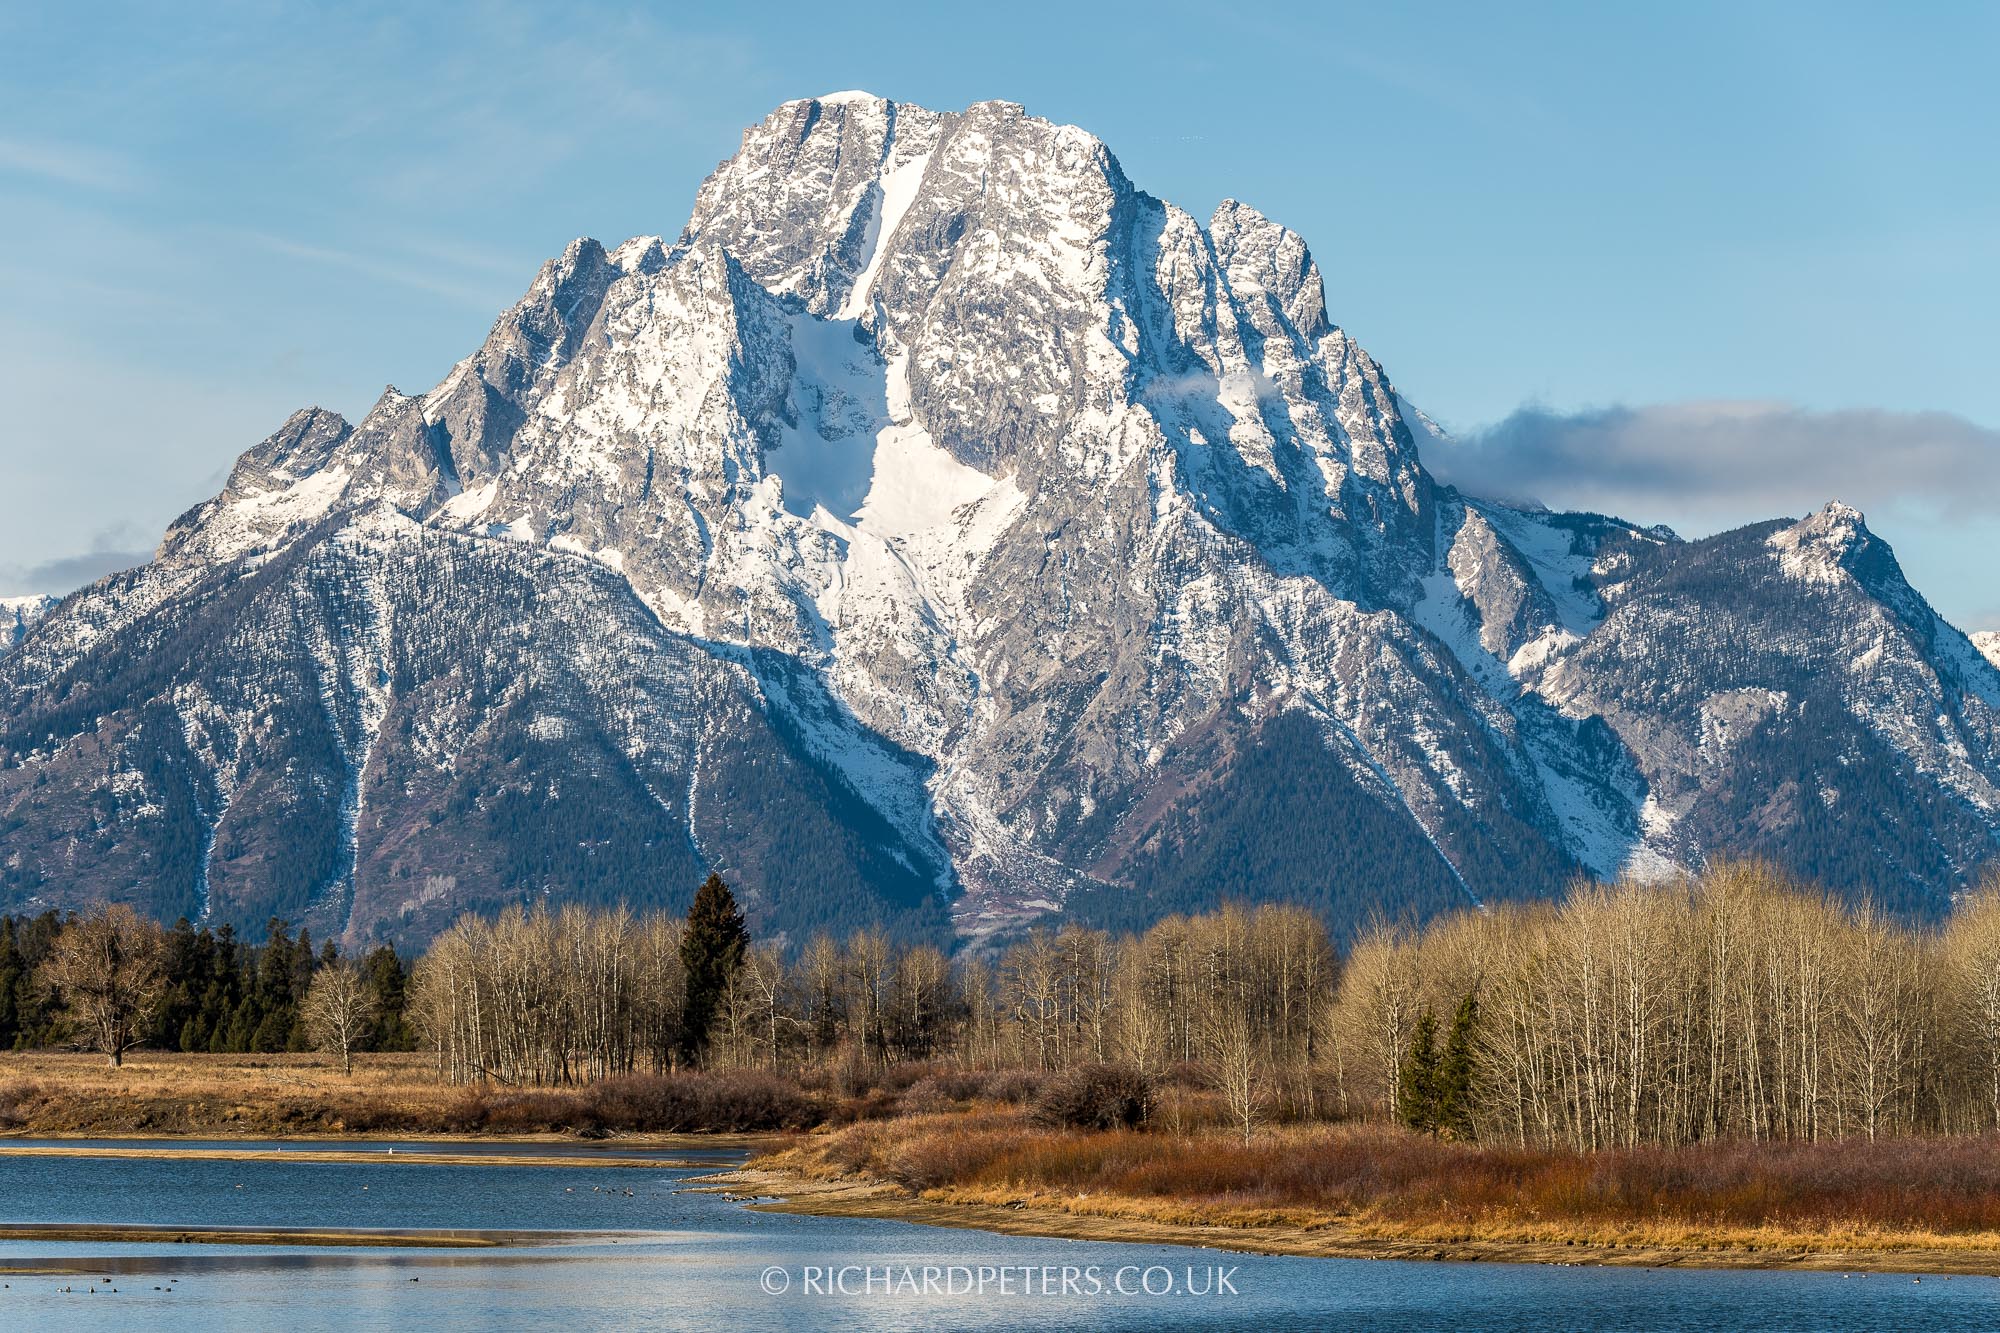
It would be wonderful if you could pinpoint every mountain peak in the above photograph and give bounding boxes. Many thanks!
[809,89,885,106]
[9,94,2000,946]
[1,594,56,651]
[1767,500,1871,583]
[1810,498,1868,530]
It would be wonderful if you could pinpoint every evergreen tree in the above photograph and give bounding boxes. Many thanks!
[291,927,318,1003]
[154,918,203,1049]
[252,919,297,1052]
[0,918,19,1049]
[1396,1007,1441,1134]
[678,873,749,1065]
[7,912,64,1048]
[251,1009,291,1053]
[1437,990,1481,1141]
[360,946,416,1051]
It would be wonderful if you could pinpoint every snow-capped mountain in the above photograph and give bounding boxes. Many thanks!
[5,93,1999,947]
[2,595,56,650]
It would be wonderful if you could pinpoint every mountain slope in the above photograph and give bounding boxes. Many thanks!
[4,93,1998,946]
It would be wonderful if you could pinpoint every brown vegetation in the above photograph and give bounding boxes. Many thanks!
[404,865,2000,1157]
[754,1111,2000,1263]
[24,864,2000,1273]
[1335,862,2000,1146]
[0,1051,817,1136]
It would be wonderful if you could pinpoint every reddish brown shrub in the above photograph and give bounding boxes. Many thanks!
[587,1072,822,1132]
[1031,1063,1154,1131]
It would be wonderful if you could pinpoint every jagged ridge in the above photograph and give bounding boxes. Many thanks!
[4,93,1999,947]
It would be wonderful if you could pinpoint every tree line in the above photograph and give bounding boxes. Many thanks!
[407,884,1336,1144]
[23,861,2000,1152]
[1337,862,2000,1147]
[2,909,413,1062]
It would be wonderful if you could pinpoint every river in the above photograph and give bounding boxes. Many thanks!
[0,1139,1991,1330]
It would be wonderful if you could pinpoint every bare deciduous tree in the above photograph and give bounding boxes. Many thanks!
[385,861,2000,1152]
[1206,987,1264,1146]
[1943,882,2000,1128]
[38,906,166,1068]
[302,960,377,1075]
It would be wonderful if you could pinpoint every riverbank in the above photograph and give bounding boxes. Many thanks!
[0,1051,812,1137]
[0,1143,722,1167]
[0,1051,509,1137]
[0,1222,582,1250]
[718,1166,2000,1275]
[18,1053,2000,1277]
[719,1116,2000,1277]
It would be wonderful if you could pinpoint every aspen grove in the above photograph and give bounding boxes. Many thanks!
[371,862,2000,1148]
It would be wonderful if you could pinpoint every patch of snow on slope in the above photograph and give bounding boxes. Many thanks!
[1412,570,1639,878]
[1410,570,1517,701]
[1409,510,1642,880]
[2,594,58,649]
[1936,618,2000,711]
[207,466,353,559]
[421,358,473,423]
[488,516,536,542]
[770,313,883,522]
[437,480,497,524]
[609,235,664,272]
[858,352,1026,621]
[1767,502,1865,587]
[1531,736,1642,879]
[836,147,933,320]
[855,421,995,540]
[1473,501,1603,636]
[638,582,707,638]
[749,657,948,889]
[1591,792,1683,881]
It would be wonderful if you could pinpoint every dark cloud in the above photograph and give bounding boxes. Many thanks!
[1426,402,2000,525]
[0,524,151,596]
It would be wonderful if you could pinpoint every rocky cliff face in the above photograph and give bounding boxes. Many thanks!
[5,94,1998,947]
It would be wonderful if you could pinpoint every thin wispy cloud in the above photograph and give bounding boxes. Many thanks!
[233,230,507,309]
[0,134,140,191]
[391,235,543,280]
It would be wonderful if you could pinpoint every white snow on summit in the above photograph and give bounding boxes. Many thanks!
[2,593,57,649]
[18,92,2000,935]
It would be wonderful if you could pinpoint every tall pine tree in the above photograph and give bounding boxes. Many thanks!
[0,918,20,1049]
[1395,1008,1441,1134]
[1436,990,1481,1141]
[678,873,749,1066]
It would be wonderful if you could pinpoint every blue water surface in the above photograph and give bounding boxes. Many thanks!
[0,1139,1991,1331]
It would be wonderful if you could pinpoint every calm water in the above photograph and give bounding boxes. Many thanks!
[0,1139,1993,1331]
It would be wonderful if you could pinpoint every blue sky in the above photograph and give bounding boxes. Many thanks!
[2,2,1996,625]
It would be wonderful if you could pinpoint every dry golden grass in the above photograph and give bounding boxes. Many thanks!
[0,1051,813,1137]
[752,1113,2000,1263]
[0,1051,457,1136]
